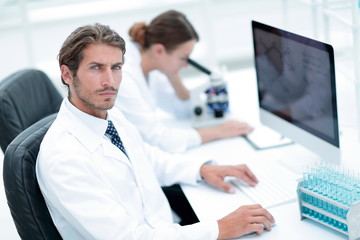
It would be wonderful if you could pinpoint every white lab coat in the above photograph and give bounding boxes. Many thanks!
[115,41,201,153]
[148,71,192,119]
[36,99,218,240]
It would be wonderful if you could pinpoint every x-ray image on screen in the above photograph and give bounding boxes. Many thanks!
[253,27,337,146]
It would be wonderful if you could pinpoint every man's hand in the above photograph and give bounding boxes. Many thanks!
[200,164,258,193]
[217,204,275,239]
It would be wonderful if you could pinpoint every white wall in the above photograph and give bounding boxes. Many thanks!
[0,0,305,95]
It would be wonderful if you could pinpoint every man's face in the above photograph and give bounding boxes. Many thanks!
[61,43,124,119]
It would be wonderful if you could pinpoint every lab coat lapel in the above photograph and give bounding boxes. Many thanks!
[59,101,132,168]
[107,112,152,188]
[102,141,132,168]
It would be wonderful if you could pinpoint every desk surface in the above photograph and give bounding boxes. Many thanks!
[181,137,346,240]
[180,68,359,240]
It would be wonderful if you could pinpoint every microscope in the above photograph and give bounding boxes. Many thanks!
[188,58,229,128]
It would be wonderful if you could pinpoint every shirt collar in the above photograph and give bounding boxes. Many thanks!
[64,98,108,137]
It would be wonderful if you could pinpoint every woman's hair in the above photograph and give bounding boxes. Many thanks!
[58,23,126,86]
[129,10,199,52]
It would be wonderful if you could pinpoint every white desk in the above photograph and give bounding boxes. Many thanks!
[181,137,345,240]
[179,67,359,239]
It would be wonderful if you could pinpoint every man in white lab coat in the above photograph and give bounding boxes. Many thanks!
[36,23,275,240]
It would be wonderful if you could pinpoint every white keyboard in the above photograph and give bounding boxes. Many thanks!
[230,164,298,208]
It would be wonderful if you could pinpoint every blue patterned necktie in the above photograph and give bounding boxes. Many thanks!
[105,120,129,159]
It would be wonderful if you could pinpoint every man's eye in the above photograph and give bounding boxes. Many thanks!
[90,66,99,70]
[113,65,122,70]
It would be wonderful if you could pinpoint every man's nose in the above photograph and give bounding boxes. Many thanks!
[102,68,115,85]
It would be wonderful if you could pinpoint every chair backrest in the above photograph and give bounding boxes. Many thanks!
[0,69,63,152]
[3,113,62,240]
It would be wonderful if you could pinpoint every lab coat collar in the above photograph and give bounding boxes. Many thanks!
[61,98,108,154]
[61,99,132,167]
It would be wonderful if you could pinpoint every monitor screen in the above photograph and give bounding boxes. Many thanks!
[251,20,340,162]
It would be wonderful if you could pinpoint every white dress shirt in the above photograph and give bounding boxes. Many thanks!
[36,98,218,240]
[115,41,201,153]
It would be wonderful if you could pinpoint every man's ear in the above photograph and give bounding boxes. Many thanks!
[60,65,73,85]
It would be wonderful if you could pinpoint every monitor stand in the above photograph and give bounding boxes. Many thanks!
[244,125,294,150]
[277,145,323,175]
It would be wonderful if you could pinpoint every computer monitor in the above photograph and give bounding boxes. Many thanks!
[251,20,340,163]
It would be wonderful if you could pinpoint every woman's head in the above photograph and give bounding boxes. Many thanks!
[129,10,199,76]
[129,10,199,53]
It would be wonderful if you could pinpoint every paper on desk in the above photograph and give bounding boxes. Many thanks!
[245,126,293,150]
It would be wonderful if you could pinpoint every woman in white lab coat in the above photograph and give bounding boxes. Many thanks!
[115,10,253,153]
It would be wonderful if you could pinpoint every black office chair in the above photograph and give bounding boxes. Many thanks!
[3,113,62,240]
[0,69,63,153]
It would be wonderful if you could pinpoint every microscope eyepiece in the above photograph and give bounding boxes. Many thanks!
[187,58,212,75]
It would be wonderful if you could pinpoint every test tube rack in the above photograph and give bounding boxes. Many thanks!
[297,180,360,240]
